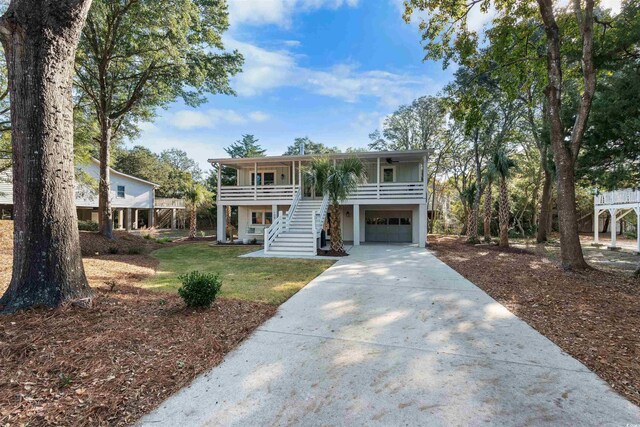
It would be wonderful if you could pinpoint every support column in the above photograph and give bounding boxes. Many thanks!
[298,160,302,194]
[254,162,258,200]
[636,207,640,254]
[419,203,427,248]
[217,204,225,242]
[272,204,278,221]
[171,208,177,229]
[148,208,155,228]
[376,157,380,199]
[118,209,124,229]
[593,209,599,244]
[353,204,360,245]
[608,208,617,249]
[217,162,221,202]
[125,208,132,231]
[292,160,296,187]
[133,209,139,229]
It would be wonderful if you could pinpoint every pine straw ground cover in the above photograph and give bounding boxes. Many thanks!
[0,220,278,425]
[430,235,640,407]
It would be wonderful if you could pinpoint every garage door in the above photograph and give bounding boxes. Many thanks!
[365,210,412,243]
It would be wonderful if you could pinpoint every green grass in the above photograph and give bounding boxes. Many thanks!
[142,244,335,305]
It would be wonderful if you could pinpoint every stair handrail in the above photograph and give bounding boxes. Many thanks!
[315,193,330,237]
[264,187,301,253]
[285,187,302,231]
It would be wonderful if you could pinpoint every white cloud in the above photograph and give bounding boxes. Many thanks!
[169,108,269,130]
[226,37,437,106]
[283,40,302,47]
[228,0,359,28]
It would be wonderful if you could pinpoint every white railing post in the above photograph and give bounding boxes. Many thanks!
[264,228,269,254]
[311,209,316,254]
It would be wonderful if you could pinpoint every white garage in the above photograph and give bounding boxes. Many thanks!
[364,210,413,243]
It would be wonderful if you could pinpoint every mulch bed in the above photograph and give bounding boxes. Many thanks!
[430,235,640,407]
[80,230,162,256]
[0,286,276,426]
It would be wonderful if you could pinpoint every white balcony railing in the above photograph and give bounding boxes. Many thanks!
[155,198,186,208]
[219,182,426,202]
[595,189,640,206]
[219,185,298,201]
[350,182,426,200]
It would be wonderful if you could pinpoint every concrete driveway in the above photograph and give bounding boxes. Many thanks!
[140,245,640,426]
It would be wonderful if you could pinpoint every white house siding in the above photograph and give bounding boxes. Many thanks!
[75,161,154,209]
[238,204,291,241]
[0,160,155,210]
[237,166,291,186]
[340,204,422,244]
[0,169,12,205]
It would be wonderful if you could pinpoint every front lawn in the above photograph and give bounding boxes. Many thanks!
[142,244,335,305]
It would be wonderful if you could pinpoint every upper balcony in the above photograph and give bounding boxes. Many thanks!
[210,150,429,205]
[595,189,640,207]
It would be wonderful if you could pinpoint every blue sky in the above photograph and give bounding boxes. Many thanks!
[133,0,624,171]
[131,0,617,172]
[132,0,461,170]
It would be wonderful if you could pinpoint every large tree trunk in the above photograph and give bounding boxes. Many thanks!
[498,177,510,247]
[537,0,593,270]
[98,116,113,238]
[467,130,481,244]
[536,167,553,243]
[189,206,197,239]
[0,0,93,313]
[329,203,345,253]
[483,181,492,243]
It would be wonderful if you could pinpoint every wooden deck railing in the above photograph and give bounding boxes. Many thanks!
[219,185,298,201]
[595,189,640,206]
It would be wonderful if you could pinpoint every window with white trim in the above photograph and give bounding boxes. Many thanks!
[382,166,396,183]
[250,171,276,186]
[116,185,125,198]
[250,210,273,225]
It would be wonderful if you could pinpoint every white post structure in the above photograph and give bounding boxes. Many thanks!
[272,204,278,223]
[419,203,427,248]
[148,208,154,228]
[125,208,132,231]
[217,162,221,201]
[593,208,599,244]
[635,207,640,254]
[217,203,225,242]
[353,204,360,246]
[424,155,429,244]
[292,160,296,187]
[133,209,139,230]
[376,157,381,199]
[608,208,617,249]
[117,209,124,229]
[254,162,258,200]
[298,160,302,195]
[171,208,177,230]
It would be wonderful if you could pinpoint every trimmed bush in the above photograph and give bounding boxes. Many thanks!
[78,220,99,231]
[178,271,222,308]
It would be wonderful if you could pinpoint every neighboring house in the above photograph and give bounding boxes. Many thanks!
[210,150,429,255]
[0,158,184,230]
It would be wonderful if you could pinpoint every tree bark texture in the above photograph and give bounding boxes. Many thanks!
[536,167,553,243]
[483,182,492,243]
[189,206,197,239]
[498,177,510,247]
[537,0,592,270]
[0,0,93,312]
[98,116,113,238]
[467,130,481,244]
[329,203,345,254]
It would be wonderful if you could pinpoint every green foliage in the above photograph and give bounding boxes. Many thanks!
[305,157,366,204]
[225,134,266,159]
[184,183,209,210]
[113,146,199,198]
[283,137,340,156]
[491,148,516,180]
[78,220,99,232]
[177,271,222,308]
[74,0,243,171]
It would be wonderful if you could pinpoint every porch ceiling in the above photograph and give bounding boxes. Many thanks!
[208,149,429,168]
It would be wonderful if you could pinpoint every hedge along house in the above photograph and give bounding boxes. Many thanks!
[210,150,430,256]
[0,158,183,230]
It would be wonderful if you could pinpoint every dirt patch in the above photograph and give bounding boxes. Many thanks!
[79,230,162,256]
[430,235,640,407]
[0,286,275,426]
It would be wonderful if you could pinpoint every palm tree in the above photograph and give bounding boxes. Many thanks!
[306,157,366,254]
[482,167,498,243]
[184,183,208,239]
[491,148,516,247]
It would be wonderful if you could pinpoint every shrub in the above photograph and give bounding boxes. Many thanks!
[78,220,99,231]
[107,246,119,254]
[156,237,173,244]
[127,247,143,255]
[177,271,222,308]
